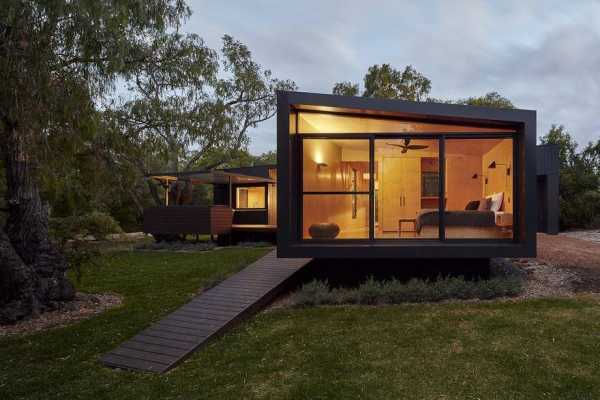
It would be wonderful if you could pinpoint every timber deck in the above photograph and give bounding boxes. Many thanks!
[100,251,311,373]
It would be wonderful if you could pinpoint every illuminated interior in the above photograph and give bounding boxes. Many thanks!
[236,186,266,209]
[302,139,369,239]
[295,112,515,134]
[297,111,515,240]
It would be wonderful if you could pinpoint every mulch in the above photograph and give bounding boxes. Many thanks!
[0,292,122,336]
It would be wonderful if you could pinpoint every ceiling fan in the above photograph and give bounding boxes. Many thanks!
[386,139,429,153]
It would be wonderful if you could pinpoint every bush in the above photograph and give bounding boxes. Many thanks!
[290,274,524,307]
[50,211,122,243]
[135,241,216,252]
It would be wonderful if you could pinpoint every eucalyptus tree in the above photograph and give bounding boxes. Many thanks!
[106,34,296,205]
[0,0,191,322]
[332,64,431,101]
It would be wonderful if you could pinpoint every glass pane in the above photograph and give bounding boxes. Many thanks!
[303,194,369,239]
[298,112,515,134]
[445,138,513,239]
[236,186,265,209]
[374,139,440,239]
[303,139,369,192]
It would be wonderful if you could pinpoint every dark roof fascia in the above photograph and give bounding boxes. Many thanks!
[281,90,535,127]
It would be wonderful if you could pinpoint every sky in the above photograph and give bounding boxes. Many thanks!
[184,0,600,155]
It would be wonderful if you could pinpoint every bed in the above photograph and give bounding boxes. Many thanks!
[415,209,496,235]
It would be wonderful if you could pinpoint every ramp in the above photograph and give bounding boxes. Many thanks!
[100,251,311,373]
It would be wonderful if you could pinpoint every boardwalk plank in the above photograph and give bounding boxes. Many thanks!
[100,251,311,373]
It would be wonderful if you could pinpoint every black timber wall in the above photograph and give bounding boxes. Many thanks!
[536,144,559,234]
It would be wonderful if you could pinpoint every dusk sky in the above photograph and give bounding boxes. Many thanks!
[185,1,600,155]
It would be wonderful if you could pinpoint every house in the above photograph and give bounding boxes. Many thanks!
[143,165,277,243]
[143,91,559,258]
[276,91,554,258]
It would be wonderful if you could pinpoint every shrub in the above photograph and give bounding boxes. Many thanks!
[290,280,333,306]
[135,241,216,252]
[290,273,524,307]
[50,211,122,243]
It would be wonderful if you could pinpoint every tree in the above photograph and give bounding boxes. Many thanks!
[0,1,191,323]
[455,92,514,109]
[333,64,431,101]
[105,34,295,206]
[332,81,359,97]
[540,125,600,229]
[363,64,431,101]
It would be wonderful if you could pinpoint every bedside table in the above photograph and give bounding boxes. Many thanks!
[495,212,513,232]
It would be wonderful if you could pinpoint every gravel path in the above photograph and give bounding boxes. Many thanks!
[559,229,600,244]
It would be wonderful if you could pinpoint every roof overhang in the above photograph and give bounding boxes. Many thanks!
[147,170,275,185]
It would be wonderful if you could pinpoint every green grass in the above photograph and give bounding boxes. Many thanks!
[1,249,600,399]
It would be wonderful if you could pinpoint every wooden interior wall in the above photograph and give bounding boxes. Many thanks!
[482,139,513,213]
[445,155,482,210]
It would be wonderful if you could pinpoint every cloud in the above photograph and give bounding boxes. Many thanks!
[185,0,600,153]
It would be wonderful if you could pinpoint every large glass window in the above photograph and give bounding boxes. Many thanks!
[374,138,440,239]
[445,138,513,239]
[302,139,369,239]
[236,186,265,209]
[298,133,515,241]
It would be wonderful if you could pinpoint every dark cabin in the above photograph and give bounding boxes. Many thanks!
[276,91,557,259]
[143,165,277,243]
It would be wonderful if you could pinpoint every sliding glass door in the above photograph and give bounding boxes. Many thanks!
[374,138,440,239]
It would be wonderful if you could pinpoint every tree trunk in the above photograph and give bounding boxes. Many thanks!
[0,226,38,323]
[0,127,74,323]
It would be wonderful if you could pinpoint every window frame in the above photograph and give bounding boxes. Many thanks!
[297,132,517,243]
[234,183,268,211]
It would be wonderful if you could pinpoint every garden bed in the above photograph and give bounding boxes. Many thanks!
[0,293,122,336]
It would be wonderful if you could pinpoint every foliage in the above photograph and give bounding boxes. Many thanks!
[363,64,432,101]
[50,212,123,244]
[290,274,524,306]
[454,91,515,108]
[135,240,216,252]
[540,125,600,229]
[332,65,513,112]
[332,81,359,96]
[333,64,431,101]
[103,33,295,206]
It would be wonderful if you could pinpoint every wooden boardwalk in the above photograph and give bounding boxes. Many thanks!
[100,251,311,373]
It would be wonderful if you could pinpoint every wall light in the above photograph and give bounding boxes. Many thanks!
[488,161,510,176]
[472,173,488,185]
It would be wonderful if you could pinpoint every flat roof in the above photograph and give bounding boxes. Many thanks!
[147,169,275,185]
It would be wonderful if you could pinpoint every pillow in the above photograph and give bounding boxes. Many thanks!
[465,200,480,210]
[477,197,491,211]
[489,192,504,212]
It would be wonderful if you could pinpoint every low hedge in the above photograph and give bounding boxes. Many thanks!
[290,273,524,307]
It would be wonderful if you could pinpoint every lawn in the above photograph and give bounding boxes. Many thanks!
[1,249,600,400]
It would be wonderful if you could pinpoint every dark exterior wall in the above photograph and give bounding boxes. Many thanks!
[221,165,275,179]
[233,210,268,225]
[536,145,560,234]
[213,184,230,206]
[143,206,233,235]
